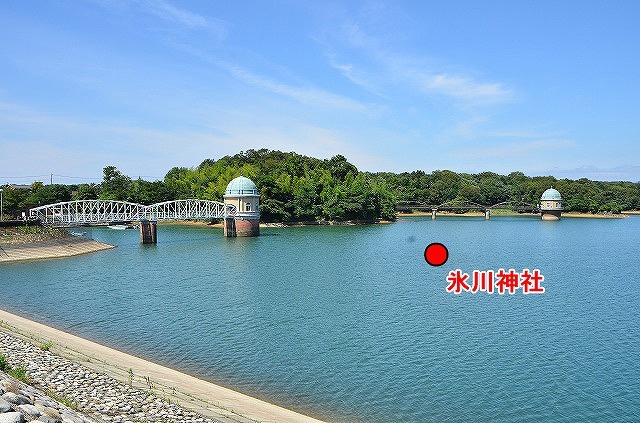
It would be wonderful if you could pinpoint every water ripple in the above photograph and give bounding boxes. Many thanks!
[1,219,639,422]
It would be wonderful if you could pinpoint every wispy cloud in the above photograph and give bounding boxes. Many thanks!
[326,54,388,99]
[210,121,395,171]
[93,0,228,38]
[454,139,576,159]
[533,165,640,182]
[323,18,513,105]
[487,129,564,139]
[139,0,208,28]
[375,54,513,105]
[140,0,228,38]
[0,101,229,179]
[420,73,512,103]
[220,63,371,112]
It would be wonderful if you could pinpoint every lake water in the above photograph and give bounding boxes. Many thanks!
[1,216,639,422]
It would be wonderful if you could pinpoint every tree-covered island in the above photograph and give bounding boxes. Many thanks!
[2,149,639,222]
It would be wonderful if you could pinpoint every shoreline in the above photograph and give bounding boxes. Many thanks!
[0,308,325,423]
[397,211,629,219]
[3,209,632,263]
[158,219,394,228]
[0,235,116,264]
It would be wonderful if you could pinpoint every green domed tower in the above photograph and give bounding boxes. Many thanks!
[223,176,260,236]
[540,188,563,220]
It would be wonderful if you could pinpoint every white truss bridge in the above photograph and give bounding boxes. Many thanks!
[30,199,237,227]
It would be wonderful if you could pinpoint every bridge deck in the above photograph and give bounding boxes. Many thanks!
[397,201,540,213]
[30,199,237,227]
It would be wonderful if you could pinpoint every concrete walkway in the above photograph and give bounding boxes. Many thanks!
[0,236,115,263]
[0,310,327,423]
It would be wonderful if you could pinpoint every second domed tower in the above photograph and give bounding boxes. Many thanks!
[540,188,563,220]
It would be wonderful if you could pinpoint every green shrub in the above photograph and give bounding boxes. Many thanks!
[7,365,31,383]
[0,354,8,372]
[46,390,79,411]
[39,341,54,351]
[17,225,43,234]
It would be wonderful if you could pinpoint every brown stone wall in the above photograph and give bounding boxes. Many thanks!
[234,218,260,237]
[541,210,561,220]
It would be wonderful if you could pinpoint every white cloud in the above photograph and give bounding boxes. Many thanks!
[326,55,388,98]
[220,63,371,112]
[454,139,576,159]
[533,165,640,182]
[93,0,228,38]
[0,102,228,181]
[140,0,208,28]
[321,16,514,105]
[487,129,563,139]
[422,73,512,103]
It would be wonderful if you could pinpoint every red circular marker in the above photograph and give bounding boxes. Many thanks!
[424,243,449,266]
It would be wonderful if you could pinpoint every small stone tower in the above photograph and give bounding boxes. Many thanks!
[540,188,563,220]
[223,176,260,237]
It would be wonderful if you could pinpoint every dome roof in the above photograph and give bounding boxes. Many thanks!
[540,188,562,201]
[225,176,259,196]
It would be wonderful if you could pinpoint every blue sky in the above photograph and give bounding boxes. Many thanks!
[1,0,639,184]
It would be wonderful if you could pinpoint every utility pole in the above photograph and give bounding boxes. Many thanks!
[51,173,53,185]
[0,188,3,221]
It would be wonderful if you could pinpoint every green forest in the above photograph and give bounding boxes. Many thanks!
[2,149,639,221]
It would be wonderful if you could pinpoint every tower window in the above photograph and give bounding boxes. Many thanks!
[246,203,251,212]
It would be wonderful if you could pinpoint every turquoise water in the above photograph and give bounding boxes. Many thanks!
[1,216,639,422]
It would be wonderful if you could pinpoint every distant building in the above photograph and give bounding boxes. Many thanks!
[223,176,260,237]
[540,188,563,220]
[7,184,31,190]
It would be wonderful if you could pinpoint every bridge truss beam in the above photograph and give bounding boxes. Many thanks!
[30,199,237,227]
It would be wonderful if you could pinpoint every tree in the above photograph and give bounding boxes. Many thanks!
[73,184,99,200]
[327,155,358,181]
[458,183,483,203]
[292,176,319,220]
[0,185,29,218]
[477,173,508,205]
[99,166,133,201]
[26,183,71,207]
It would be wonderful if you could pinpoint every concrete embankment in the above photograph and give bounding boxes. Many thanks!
[0,309,326,423]
[0,237,115,263]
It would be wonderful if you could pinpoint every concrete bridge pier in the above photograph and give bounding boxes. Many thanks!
[432,209,437,220]
[139,220,157,244]
[485,209,491,220]
[223,218,236,237]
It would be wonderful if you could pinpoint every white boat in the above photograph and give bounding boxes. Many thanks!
[107,224,134,230]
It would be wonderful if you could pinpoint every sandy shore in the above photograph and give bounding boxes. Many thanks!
[561,212,627,219]
[0,236,116,263]
[397,211,629,219]
[0,309,325,423]
[160,219,392,228]
[397,211,486,217]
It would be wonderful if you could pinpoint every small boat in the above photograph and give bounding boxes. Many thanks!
[107,224,135,230]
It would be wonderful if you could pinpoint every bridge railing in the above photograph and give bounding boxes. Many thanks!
[488,201,539,212]
[397,199,540,212]
[30,199,237,226]
[144,200,236,221]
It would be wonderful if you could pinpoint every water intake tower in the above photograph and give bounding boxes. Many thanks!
[223,176,260,237]
[540,188,563,220]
